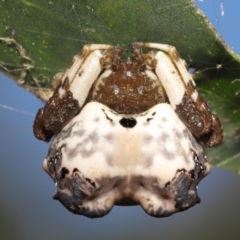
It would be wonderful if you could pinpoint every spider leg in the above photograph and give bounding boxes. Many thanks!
[33,44,116,141]
[131,42,223,147]
[66,44,116,107]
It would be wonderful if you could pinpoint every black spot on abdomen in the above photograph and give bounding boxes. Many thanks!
[119,118,137,128]
[60,167,69,180]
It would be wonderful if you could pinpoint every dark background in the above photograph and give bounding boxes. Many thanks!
[1,1,240,239]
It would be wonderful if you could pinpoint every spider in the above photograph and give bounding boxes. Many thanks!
[33,43,223,218]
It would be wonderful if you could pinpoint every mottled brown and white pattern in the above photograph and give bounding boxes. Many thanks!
[34,43,223,218]
[43,102,210,218]
[34,43,223,146]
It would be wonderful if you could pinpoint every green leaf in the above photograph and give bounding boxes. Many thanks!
[1,0,240,174]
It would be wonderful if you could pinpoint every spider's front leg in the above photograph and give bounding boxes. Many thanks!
[131,42,223,147]
[33,44,121,142]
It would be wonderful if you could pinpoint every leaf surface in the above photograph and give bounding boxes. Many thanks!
[0,0,240,173]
